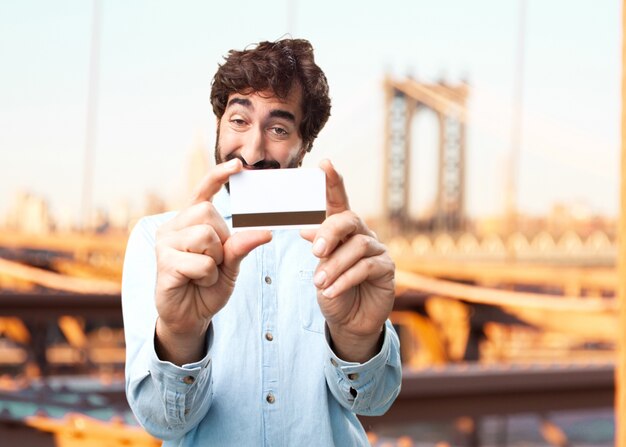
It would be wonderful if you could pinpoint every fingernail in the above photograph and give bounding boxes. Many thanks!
[227,159,239,168]
[322,285,335,298]
[314,270,327,287]
[313,238,326,256]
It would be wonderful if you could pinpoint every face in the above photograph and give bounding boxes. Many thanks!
[215,87,306,170]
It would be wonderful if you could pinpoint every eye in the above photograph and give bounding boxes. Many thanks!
[270,126,288,136]
[231,118,246,126]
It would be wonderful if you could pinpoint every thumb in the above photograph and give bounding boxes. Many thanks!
[221,230,272,280]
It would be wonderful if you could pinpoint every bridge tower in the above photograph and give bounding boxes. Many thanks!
[383,76,468,234]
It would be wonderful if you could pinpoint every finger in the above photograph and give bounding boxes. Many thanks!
[189,158,242,205]
[191,274,221,288]
[160,224,225,265]
[310,211,372,258]
[319,254,395,299]
[320,159,350,216]
[220,230,273,282]
[313,234,386,290]
[299,228,317,243]
[161,201,230,243]
[158,249,219,290]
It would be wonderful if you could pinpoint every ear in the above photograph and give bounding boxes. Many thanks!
[215,116,225,140]
[296,144,308,167]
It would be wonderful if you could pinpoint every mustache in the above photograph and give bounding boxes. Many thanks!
[225,154,280,170]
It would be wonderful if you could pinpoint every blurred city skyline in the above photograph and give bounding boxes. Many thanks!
[0,0,620,229]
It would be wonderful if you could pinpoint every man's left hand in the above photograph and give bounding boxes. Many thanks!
[300,159,395,363]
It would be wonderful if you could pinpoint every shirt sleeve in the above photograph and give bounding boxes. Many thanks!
[121,216,214,440]
[323,319,402,416]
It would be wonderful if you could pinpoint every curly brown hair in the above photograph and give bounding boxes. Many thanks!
[210,39,331,153]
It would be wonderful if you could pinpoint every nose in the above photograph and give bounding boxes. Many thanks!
[239,127,265,167]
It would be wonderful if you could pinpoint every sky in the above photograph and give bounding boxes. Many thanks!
[0,0,621,227]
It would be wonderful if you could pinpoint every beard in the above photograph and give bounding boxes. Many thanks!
[214,136,303,193]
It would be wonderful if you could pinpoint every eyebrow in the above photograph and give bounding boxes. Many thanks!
[269,109,296,123]
[226,97,296,123]
[227,97,252,108]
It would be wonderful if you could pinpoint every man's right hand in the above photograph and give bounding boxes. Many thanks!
[153,159,272,365]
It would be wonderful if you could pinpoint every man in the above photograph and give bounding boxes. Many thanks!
[122,38,401,446]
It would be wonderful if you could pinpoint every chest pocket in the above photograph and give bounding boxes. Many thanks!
[298,270,325,334]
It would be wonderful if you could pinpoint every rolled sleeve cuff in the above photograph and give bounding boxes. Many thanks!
[324,322,391,403]
[146,323,214,428]
[148,323,214,392]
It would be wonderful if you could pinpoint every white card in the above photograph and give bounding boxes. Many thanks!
[229,168,326,231]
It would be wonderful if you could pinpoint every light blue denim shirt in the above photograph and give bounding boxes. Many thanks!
[122,188,402,446]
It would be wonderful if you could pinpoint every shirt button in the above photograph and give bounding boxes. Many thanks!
[182,376,195,385]
[330,358,338,367]
[266,393,275,404]
[348,373,359,381]
[265,332,274,341]
[264,275,272,285]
